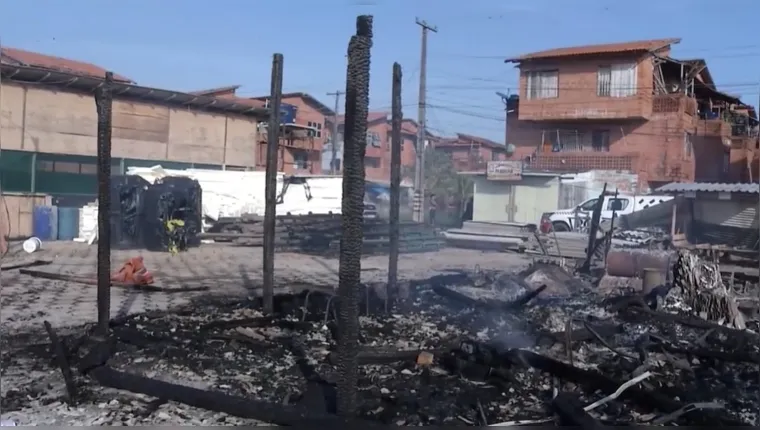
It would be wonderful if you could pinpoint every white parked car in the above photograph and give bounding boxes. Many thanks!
[542,193,673,232]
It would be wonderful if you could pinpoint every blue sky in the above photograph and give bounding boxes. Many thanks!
[2,0,759,143]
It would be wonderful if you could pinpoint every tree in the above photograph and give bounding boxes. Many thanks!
[406,148,474,224]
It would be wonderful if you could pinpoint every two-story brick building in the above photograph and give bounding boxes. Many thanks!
[248,92,333,174]
[504,38,758,191]
[435,133,507,172]
[327,112,417,183]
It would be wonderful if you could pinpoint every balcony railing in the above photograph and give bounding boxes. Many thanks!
[452,158,487,172]
[526,153,635,172]
[696,119,731,137]
[652,94,697,116]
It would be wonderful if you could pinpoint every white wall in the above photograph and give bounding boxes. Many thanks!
[473,175,560,224]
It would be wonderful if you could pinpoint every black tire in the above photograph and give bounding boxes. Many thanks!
[552,221,570,232]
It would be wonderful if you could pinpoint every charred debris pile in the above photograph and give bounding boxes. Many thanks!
[9,252,760,426]
[204,213,442,255]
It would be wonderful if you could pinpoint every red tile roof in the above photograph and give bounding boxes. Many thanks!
[251,92,335,116]
[0,46,132,82]
[190,85,241,97]
[336,111,389,123]
[505,38,681,63]
[455,133,504,149]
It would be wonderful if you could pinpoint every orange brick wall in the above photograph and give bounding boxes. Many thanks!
[516,52,662,121]
[507,110,727,188]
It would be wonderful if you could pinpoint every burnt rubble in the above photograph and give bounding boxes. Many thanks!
[2,255,759,426]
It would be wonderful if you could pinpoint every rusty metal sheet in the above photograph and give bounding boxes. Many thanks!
[606,250,674,278]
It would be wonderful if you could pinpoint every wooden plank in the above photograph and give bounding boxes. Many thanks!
[112,101,170,143]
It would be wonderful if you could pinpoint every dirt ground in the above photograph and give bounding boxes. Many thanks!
[0,241,531,332]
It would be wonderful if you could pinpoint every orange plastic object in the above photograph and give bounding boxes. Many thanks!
[110,256,155,286]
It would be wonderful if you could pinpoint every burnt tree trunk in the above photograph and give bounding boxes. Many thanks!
[335,15,373,417]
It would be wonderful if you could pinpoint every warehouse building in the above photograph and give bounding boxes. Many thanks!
[0,47,268,206]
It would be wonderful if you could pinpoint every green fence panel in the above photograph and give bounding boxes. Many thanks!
[0,150,34,192]
[35,153,98,195]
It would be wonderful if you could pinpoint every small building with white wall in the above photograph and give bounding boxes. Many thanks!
[463,161,562,225]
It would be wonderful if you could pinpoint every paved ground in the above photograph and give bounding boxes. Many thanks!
[1,241,531,331]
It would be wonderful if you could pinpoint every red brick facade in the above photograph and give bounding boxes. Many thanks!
[505,39,756,190]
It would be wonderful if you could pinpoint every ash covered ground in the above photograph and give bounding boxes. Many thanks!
[1,252,759,426]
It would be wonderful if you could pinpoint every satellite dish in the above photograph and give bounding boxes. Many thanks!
[506,143,516,155]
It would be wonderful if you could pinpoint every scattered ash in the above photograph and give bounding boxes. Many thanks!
[2,263,759,426]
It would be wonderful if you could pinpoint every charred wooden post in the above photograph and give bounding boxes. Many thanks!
[603,188,619,263]
[335,15,373,417]
[43,321,77,404]
[263,53,284,315]
[94,71,114,335]
[387,62,403,312]
[580,183,606,274]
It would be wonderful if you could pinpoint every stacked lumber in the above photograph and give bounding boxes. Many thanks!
[525,232,592,259]
[203,214,442,255]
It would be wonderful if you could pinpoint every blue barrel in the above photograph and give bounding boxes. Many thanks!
[57,207,80,241]
[32,206,58,241]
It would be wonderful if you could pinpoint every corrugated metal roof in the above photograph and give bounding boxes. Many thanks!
[655,182,760,194]
[1,46,132,82]
[505,38,680,63]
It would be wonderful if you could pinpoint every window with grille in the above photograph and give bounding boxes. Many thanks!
[525,70,559,100]
[365,156,381,168]
[598,63,637,97]
[366,131,381,147]
[592,130,610,152]
[597,66,611,96]
[684,132,693,156]
[293,150,309,169]
[307,121,323,138]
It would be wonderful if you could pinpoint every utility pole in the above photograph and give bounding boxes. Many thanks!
[327,90,344,174]
[413,17,437,223]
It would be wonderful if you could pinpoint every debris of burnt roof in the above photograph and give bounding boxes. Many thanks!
[2,249,758,426]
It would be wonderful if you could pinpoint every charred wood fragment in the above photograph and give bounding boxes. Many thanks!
[85,364,380,426]
[455,340,749,426]
[327,346,448,366]
[433,284,546,311]
[552,392,607,430]
[43,321,77,405]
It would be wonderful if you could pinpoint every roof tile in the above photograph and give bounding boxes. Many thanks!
[0,46,132,82]
[505,38,681,63]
